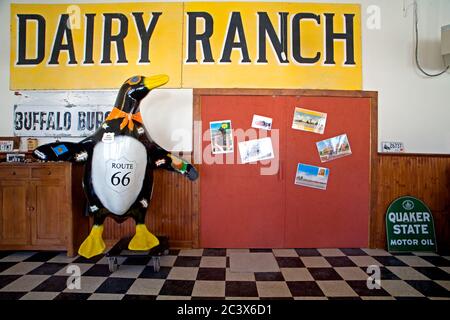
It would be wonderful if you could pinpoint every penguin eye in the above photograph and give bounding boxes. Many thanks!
[128,76,141,85]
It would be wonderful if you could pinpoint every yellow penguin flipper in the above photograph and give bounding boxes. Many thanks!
[129,224,160,251]
[78,225,106,259]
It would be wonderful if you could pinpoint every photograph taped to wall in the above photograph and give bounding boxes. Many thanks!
[292,107,327,134]
[0,141,14,152]
[0,137,19,152]
[295,163,330,190]
[316,134,352,162]
[210,120,234,154]
[238,137,274,164]
[251,114,273,131]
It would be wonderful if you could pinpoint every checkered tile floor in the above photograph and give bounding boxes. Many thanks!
[0,248,448,300]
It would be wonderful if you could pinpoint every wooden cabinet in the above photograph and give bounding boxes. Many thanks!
[0,163,89,256]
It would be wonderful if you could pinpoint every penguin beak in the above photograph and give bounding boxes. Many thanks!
[143,74,169,90]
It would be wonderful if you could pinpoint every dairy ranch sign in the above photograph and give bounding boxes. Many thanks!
[10,2,362,90]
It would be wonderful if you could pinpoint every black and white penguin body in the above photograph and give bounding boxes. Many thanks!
[33,75,198,258]
[91,135,147,216]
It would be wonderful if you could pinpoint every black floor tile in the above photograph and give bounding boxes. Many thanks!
[138,266,171,279]
[255,272,284,281]
[260,297,294,300]
[414,267,450,280]
[95,278,135,294]
[295,249,321,256]
[395,297,429,300]
[373,256,407,266]
[0,251,15,259]
[286,281,325,297]
[32,276,69,292]
[191,296,225,300]
[276,257,304,268]
[420,256,450,267]
[346,280,390,296]
[122,294,157,300]
[0,275,21,289]
[168,249,180,256]
[174,256,201,267]
[122,256,151,266]
[24,251,60,262]
[325,257,357,267]
[405,280,450,298]
[328,297,362,300]
[159,280,195,296]
[197,268,226,281]
[226,257,230,268]
[203,249,226,257]
[339,248,368,256]
[308,268,343,281]
[249,248,273,253]
[392,252,414,256]
[0,292,26,300]
[54,292,91,300]
[367,267,401,280]
[0,262,16,273]
[73,254,104,264]
[83,264,112,277]
[225,281,258,297]
[28,263,66,275]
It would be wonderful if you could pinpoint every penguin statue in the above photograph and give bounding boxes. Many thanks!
[32,75,198,258]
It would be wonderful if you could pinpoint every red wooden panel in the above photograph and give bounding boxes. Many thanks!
[200,94,371,248]
[200,96,286,248]
[284,97,371,248]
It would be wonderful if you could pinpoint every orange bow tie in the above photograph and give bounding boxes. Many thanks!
[106,107,143,131]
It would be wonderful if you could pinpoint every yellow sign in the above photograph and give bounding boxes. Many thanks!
[10,3,184,89]
[10,2,362,90]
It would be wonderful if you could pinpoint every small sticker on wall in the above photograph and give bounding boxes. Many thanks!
[238,137,274,164]
[251,114,273,130]
[210,120,234,154]
[382,142,405,153]
[292,107,327,134]
[316,134,352,162]
[294,163,329,190]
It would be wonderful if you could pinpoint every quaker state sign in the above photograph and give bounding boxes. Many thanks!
[386,196,437,252]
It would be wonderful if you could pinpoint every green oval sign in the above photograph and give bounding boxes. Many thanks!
[386,196,437,252]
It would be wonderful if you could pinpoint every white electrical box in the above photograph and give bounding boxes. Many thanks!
[442,24,450,67]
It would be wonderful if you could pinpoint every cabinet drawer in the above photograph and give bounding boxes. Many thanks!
[31,167,65,178]
[0,167,29,179]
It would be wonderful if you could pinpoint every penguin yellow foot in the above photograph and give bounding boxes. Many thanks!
[78,225,106,259]
[128,224,159,251]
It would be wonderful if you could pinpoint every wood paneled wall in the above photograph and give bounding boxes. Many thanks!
[373,154,450,254]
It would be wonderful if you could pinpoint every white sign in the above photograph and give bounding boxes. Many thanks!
[0,141,14,152]
[251,115,273,131]
[14,105,112,137]
[382,141,405,153]
[238,137,275,164]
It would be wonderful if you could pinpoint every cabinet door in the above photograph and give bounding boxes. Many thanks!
[200,95,287,248]
[0,180,30,245]
[30,180,66,246]
[284,96,371,248]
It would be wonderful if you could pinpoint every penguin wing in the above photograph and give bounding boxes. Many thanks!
[147,142,198,181]
[33,141,89,163]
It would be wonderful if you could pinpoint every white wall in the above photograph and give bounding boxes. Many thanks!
[1,0,449,153]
